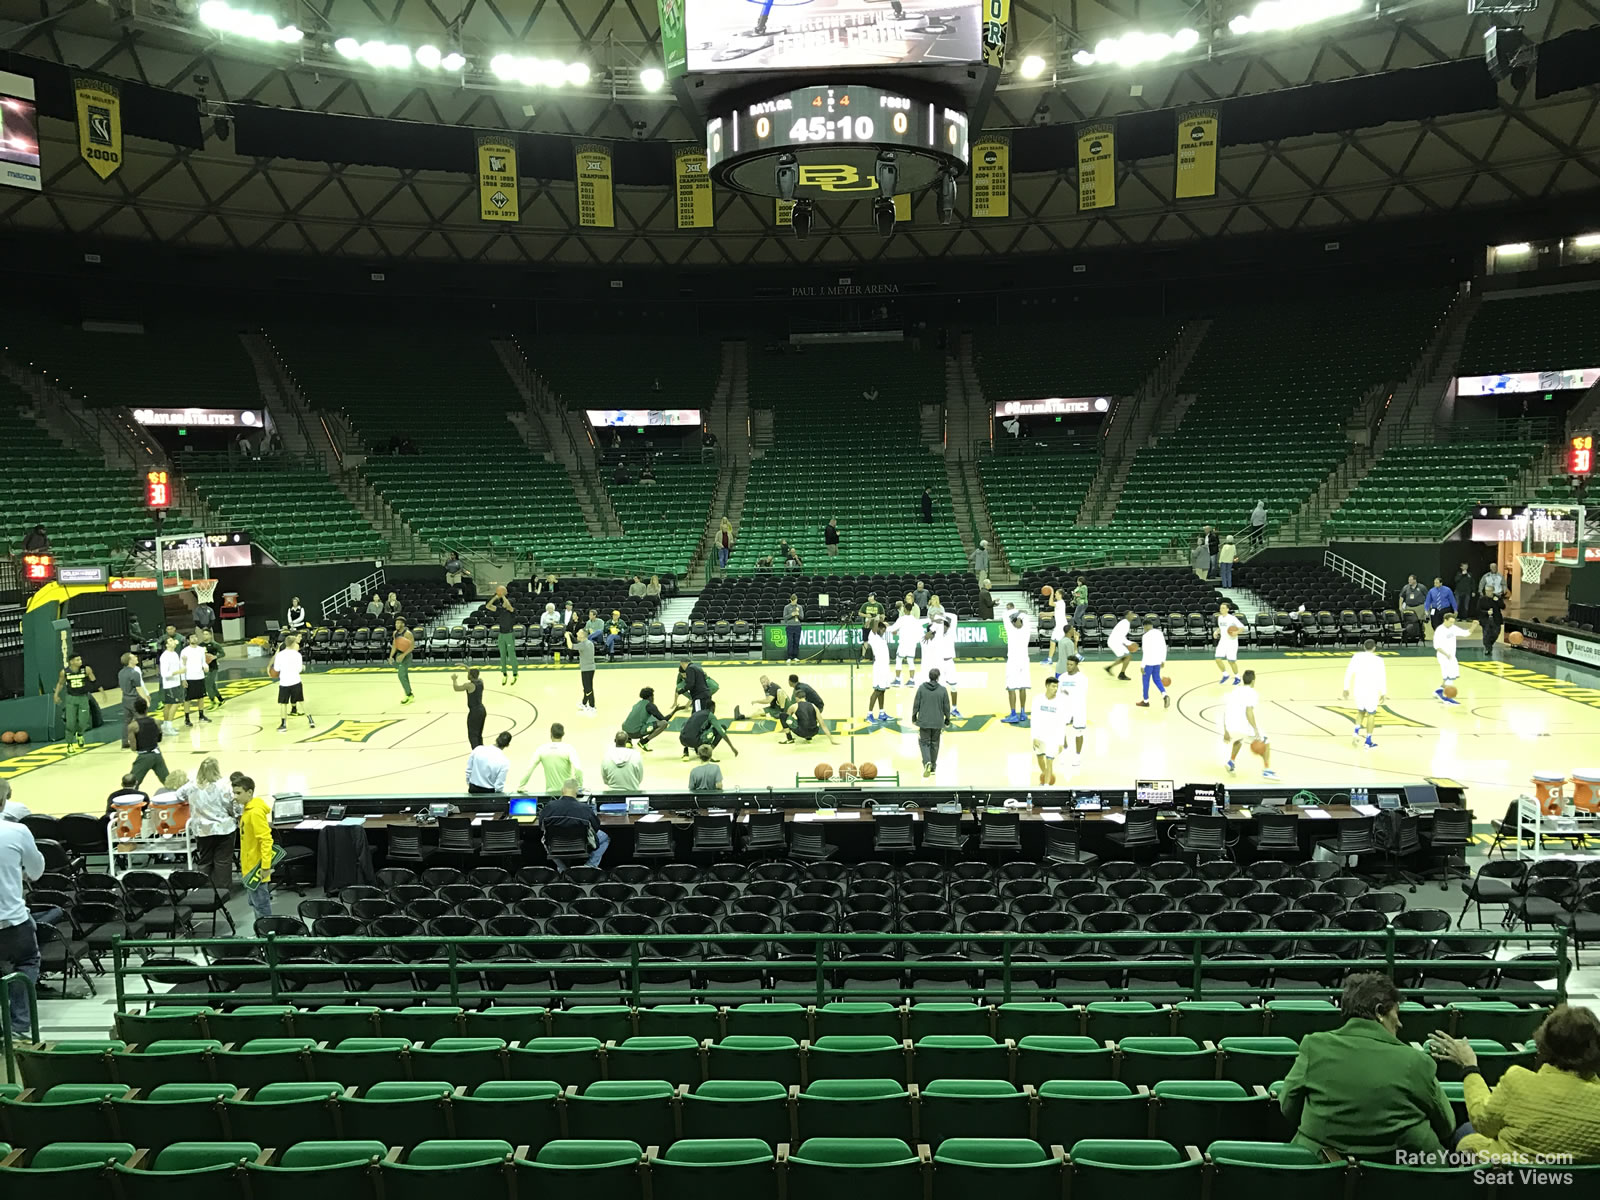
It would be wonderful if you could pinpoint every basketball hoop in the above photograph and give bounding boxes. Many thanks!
[191,578,219,605]
[1517,555,1547,585]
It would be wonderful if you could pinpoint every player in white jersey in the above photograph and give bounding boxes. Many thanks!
[1043,589,1069,668]
[1104,609,1136,680]
[1056,656,1089,766]
[1213,602,1247,686]
[1341,637,1388,748]
[1220,669,1275,777]
[1432,612,1476,705]
[862,620,894,723]
[1031,675,1066,785]
[1002,609,1033,724]
[1136,620,1170,709]
[271,633,315,733]
[934,612,963,717]
[157,637,184,734]
[889,601,923,686]
[179,634,213,727]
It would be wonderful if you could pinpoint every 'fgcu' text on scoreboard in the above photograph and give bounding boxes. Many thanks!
[762,620,1008,661]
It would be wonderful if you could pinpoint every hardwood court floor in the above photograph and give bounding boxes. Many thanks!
[7,646,1599,818]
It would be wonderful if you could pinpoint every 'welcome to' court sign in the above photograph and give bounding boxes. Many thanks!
[762,621,1009,662]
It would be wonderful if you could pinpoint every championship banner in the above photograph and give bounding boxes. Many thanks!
[1174,105,1219,200]
[674,145,712,228]
[73,76,122,181]
[575,143,615,228]
[1076,120,1116,211]
[776,198,795,227]
[763,621,1010,662]
[969,134,1009,218]
[893,192,911,223]
[982,0,1010,68]
[475,137,519,222]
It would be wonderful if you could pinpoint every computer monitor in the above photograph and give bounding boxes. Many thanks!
[1134,779,1176,808]
[598,801,628,815]
[270,795,304,823]
[509,797,539,816]
[1375,792,1404,811]
[1181,784,1226,816]
[1404,784,1440,808]
[1073,794,1103,812]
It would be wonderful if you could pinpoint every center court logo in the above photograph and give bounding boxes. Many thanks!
[1319,704,1431,731]
[305,720,399,744]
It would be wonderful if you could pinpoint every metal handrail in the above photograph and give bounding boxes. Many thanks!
[1,970,40,1083]
[111,928,1569,1012]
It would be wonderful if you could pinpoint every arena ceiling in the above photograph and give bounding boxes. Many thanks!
[1,0,1598,267]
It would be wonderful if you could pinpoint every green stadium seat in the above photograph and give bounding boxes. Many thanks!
[1067,1139,1204,1200]
[339,1080,454,1144]
[1117,1037,1216,1087]
[906,1003,990,1038]
[16,1041,124,1090]
[1447,1001,1550,1044]
[651,1138,778,1200]
[565,1079,677,1146]
[506,1036,603,1086]
[0,1141,137,1189]
[681,1079,791,1144]
[516,1140,645,1200]
[306,1037,412,1089]
[1264,1001,1341,1040]
[785,1137,925,1200]
[814,1002,903,1038]
[912,1035,1011,1085]
[114,1008,214,1043]
[550,1005,634,1041]
[1149,1080,1272,1146]
[382,1139,519,1200]
[1350,1159,1484,1199]
[636,1004,720,1040]
[795,1078,914,1142]
[1035,1080,1149,1143]
[244,1142,387,1200]
[112,1040,221,1090]
[114,1141,262,1200]
[1174,1002,1263,1041]
[462,1006,547,1039]
[204,1006,295,1043]
[994,1001,1079,1039]
[108,1082,234,1151]
[223,1082,343,1148]
[409,1037,506,1087]
[706,1035,803,1084]
[450,1079,562,1148]
[725,1003,810,1040]
[1015,1035,1114,1084]
[1084,1002,1172,1039]
[931,1138,1064,1200]
[918,1078,1030,1144]
[1207,1141,1347,1200]
[1218,1037,1301,1087]
[212,1039,314,1091]
[806,1036,909,1082]
[605,1035,703,1083]
[0,1083,127,1147]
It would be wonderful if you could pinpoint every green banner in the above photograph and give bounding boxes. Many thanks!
[659,0,688,77]
[762,621,1008,662]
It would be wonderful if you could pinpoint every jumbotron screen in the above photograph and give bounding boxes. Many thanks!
[586,409,702,427]
[0,70,42,192]
[684,0,983,72]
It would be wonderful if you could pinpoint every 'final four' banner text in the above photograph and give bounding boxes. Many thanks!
[1077,121,1115,211]
[476,137,519,222]
[970,134,1009,218]
[74,76,122,181]
[1174,106,1220,199]
[982,0,1010,68]
[575,143,615,228]
[674,145,712,228]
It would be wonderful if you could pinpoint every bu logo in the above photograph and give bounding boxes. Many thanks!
[88,107,112,145]
[797,164,877,192]
[488,154,507,172]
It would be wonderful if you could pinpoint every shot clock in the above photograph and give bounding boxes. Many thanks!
[1569,434,1594,478]
[145,469,172,509]
[706,84,968,197]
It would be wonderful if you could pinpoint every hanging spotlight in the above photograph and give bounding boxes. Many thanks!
[414,44,442,69]
[640,66,666,91]
[1019,54,1047,79]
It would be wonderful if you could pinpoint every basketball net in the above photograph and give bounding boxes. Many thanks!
[1517,555,1547,585]
[191,578,219,605]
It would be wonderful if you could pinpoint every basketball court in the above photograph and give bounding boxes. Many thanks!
[6,646,1598,822]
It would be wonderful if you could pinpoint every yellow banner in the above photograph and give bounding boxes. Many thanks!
[893,192,911,223]
[674,146,712,229]
[970,134,1009,218]
[576,143,615,228]
[982,0,1010,69]
[776,198,796,227]
[1077,120,1116,211]
[1174,106,1220,199]
[74,76,122,181]
[475,137,519,222]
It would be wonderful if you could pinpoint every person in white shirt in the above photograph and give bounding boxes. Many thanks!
[1221,669,1275,777]
[1057,656,1090,766]
[539,602,563,630]
[1137,620,1170,709]
[1043,589,1069,668]
[1031,675,1066,785]
[916,621,942,686]
[271,634,314,732]
[158,637,183,734]
[1214,602,1247,686]
[1432,612,1476,705]
[180,634,213,727]
[1342,637,1389,749]
[285,597,307,632]
[466,731,512,793]
[1002,609,1033,724]
[179,756,237,889]
[601,732,645,791]
[889,602,923,687]
[862,620,894,723]
[1104,609,1136,680]
[934,612,963,718]
[0,779,46,1040]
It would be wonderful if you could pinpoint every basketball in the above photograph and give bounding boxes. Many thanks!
[838,762,859,781]
[1161,674,1172,688]
[1508,631,1524,645]
[814,762,834,780]
[268,665,279,679]
[394,635,414,654]
[13,732,27,744]
[1,732,12,744]
[1040,585,1053,598]
[1443,684,1458,699]
[1250,738,1267,756]
[859,763,878,780]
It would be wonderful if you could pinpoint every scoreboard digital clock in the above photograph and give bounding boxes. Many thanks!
[706,84,968,198]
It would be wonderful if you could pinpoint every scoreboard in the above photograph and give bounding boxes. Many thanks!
[1570,434,1594,478]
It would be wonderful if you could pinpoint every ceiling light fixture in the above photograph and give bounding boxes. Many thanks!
[1072,28,1199,69]
[1230,0,1365,37]
[1019,54,1047,79]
